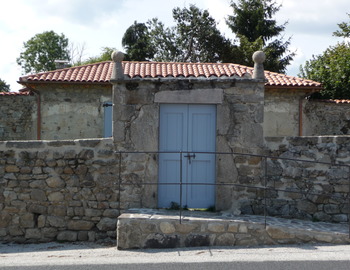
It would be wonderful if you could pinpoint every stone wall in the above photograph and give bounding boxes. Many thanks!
[117,209,350,249]
[303,100,350,135]
[0,139,120,243]
[257,136,350,222]
[112,77,265,212]
[0,95,36,141]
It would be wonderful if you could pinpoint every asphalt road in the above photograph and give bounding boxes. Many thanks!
[2,261,350,270]
[1,242,350,270]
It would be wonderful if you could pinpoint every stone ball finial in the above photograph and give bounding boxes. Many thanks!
[252,51,266,64]
[111,51,124,62]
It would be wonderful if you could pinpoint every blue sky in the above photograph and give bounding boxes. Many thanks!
[0,0,349,91]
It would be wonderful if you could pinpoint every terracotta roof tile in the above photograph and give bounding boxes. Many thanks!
[312,99,350,104]
[0,90,33,96]
[19,61,322,89]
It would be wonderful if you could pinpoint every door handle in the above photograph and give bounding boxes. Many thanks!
[184,153,196,164]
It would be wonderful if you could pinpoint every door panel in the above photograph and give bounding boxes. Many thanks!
[159,104,216,208]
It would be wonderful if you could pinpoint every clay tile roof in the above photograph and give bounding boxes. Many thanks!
[19,61,322,89]
[0,89,33,96]
[314,99,350,104]
[20,61,113,83]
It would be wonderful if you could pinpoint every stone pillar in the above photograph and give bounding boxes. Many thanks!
[252,51,266,80]
[111,51,125,80]
[111,51,126,144]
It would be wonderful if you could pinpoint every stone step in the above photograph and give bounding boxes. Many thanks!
[117,208,350,249]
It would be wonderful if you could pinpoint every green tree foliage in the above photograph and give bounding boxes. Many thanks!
[299,15,350,99]
[17,31,70,74]
[79,47,116,65]
[0,78,10,92]
[170,5,234,63]
[146,18,180,62]
[122,21,155,61]
[226,0,294,73]
[299,43,350,99]
[333,13,350,38]
[122,5,234,63]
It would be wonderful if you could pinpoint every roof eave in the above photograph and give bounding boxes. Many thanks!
[265,84,322,91]
[18,80,112,86]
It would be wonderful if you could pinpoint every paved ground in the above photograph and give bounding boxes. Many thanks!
[1,242,350,269]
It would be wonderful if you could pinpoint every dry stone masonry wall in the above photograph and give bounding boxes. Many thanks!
[0,139,120,243]
[0,95,36,141]
[261,136,350,222]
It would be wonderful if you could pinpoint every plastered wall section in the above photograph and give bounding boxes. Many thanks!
[264,88,310,136]
[29,84,112,140]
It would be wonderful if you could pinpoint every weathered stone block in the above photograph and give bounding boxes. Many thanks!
[208,223,225,233]
[29,180,47,189]
[42,227,58,238]
[0,212,11,227]
[227,224,239,233]
[184,234,210,247]
[160,222,176,234]
[97,217,117,231]
[47,216,66,228]
[8,226,24,236]
[57,231,77,242]
[238,224,248,233]
[28,204,47,215]
[324,204,340,214]
[38,215,46,228]
[174,223,198,234]
[30,189,47,201]
[25,228,41,239]
[332,214,348,223]
[103,209,119,218]
[85,208,102,217]
[215,233,235,246]
[5,165,20,173]
[297,201,317,213]
[48,206,67,216]
[20,213,34,228]
[140,223,157,233]
[46,176,65,188]
[78,231,89,241]
[68,220,94,231]
[144,233,179,249]
[266,226,295,239]
[20,167,32,174]
[3,190,17,201]
[314,233,334,243]
[32,167,43,174]
[48,192,64,202]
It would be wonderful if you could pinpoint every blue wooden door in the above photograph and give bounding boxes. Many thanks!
[158,104,216,208]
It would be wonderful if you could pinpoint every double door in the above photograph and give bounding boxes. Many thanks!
[158,104,216,208]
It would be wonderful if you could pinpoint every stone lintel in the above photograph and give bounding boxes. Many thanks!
[154,89,223,104]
